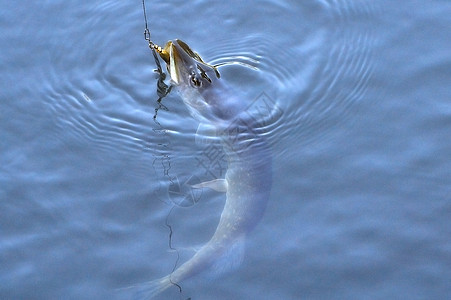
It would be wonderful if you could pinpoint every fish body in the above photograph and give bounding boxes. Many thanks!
[137,40,272,298]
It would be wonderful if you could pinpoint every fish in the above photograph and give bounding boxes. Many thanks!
[135,39,272,299]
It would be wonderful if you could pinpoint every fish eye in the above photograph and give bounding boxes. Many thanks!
[190,74,202,88]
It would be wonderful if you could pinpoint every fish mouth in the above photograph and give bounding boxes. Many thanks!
[155,39,197,84]
[155,39,219,85]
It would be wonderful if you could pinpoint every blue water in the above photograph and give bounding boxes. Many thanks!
[1,1,450,299]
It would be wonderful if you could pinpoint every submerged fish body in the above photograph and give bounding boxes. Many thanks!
[136,40,272,298]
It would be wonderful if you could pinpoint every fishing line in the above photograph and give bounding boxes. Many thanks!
[142,0,164,72]
[142,0,152,45]
[165,206,183,294]
[142,0,172,123]
[141,2,189,299]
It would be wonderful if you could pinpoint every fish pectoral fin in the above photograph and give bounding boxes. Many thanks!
[191,179,228,192]
[169,244,201,255]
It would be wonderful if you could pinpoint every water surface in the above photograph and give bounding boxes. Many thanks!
[1,1,450,299]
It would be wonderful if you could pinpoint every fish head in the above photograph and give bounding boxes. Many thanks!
[158,39,220,87]
[155,39,229,122]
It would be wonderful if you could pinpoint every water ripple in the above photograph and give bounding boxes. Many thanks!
[40,0,381,174]
[40,2,173,161]
[190,0,380,153]
[271,0,380,148]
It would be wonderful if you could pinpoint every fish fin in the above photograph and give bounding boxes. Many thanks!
[191,179,228,192]
[122,275,172,300]
[171,244,202,255]
[195,123,218,145]
[209,235,245,276]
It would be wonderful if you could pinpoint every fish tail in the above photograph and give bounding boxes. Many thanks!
[127,275,172,300]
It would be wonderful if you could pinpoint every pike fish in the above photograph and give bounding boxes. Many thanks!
[137,40,272,299]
